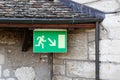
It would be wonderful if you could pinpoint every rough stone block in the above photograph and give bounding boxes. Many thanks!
[100,54,120,63]
[100,40,120,54]
[0,79,5,80]
[73,78,95,80]
[85,0,120,12]
[53,76,72,80]
[54,31,88,60]
[89,55,95,61]
[87,29,95,42]
[66,61,95,78]
[3,69,10,77]
[53,65,65,75]
[54,0,59,2]
[0,54,5,64]
[102,14,120,28]
[100,63,120,80]
[87,29,95,61]
[15,67,35,80]
[107,27,120,39]
[53,59,65,65]
[0,46,5,65]
[118,0,120,3]
[0,66,1,78]
[72,0,97,4]
[0,31,22,45]
[6,78,15,80]
[101,14,120,39]
[88,41,95,60]
[100,25,109,39]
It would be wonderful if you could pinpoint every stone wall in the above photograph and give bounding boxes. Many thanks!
[0,0,120,80]
[53,0,120,80]
[0,29,51,80]
[100,14,120,80]
[53,29,96,80]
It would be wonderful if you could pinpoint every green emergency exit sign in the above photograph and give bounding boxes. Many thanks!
[33,29,67,53]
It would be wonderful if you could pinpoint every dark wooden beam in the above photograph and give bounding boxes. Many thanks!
[0,23,95,29]
[22,29,31,51]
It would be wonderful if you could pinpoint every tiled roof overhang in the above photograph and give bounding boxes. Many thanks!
[0,0,105,28]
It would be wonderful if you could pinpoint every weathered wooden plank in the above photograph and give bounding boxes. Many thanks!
[0,23,95,29]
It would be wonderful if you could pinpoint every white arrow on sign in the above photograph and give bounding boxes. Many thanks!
[48,38,56,46]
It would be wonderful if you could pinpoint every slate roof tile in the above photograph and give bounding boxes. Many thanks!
[0,0,83,18]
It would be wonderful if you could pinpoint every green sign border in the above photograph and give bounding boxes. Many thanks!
[33,29,67,53]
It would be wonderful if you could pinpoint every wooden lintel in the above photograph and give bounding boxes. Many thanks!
[0,23,95,29]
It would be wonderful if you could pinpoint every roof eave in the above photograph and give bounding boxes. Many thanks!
[0,17,103,24]
[59,0,105,21]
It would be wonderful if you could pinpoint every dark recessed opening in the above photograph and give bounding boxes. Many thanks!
[48,0,53,1]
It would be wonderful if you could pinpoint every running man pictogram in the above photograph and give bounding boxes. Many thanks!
[35,35,46,48]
